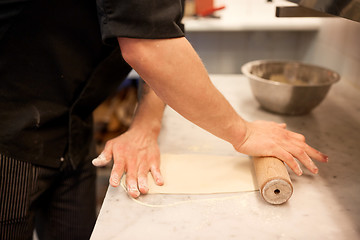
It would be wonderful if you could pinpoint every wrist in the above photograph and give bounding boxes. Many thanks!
[229,117,248,151]
[129,118,162,139]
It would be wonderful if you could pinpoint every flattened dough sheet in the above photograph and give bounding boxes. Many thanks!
[123,153,258,194]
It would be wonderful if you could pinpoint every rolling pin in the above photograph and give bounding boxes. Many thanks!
[252,156,293,205]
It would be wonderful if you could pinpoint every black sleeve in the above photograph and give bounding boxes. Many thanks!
[0,0,31,41]
[96,0,185,46]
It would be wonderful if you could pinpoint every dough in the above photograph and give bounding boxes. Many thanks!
[124,153,257,194]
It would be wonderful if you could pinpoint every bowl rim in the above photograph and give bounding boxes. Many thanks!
[241,59,341,87]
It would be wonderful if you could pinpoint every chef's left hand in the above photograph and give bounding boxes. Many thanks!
[92,128,164,198]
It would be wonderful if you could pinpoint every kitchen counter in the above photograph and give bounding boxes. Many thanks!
[91,74,360,240]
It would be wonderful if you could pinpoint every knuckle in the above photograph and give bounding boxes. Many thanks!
[299,149,307,157]
[150,165,160,172]
[296,151,305,158]
[282,153,294,164]
[297,134,306,142]
[137,174,147,181]
[138,163,150,173]
[293,148,306,157]
[284,158,298,169]
[112,164,124,174]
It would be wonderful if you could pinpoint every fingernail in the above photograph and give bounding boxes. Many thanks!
[92,159,101,166]
[320,152,329,162]
[156,177,164,185]
[128,185,140,197]
[92,153,106,166]
[313,167,319,174]
[91,159,98,166]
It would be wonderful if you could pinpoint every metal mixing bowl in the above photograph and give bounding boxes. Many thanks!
[241,60,340,115]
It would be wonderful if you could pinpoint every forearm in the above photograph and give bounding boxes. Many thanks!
[129,82,165,138]
[118,37,247,147]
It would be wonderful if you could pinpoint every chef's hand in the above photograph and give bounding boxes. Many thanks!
[234,120,328,176]
[92,128,164,198]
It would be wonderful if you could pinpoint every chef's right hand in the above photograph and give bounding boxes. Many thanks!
[234,120,328,175]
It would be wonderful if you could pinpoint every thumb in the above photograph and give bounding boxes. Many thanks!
[92,143,113,167]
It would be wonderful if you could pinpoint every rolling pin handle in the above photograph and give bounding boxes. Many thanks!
[253,156,293,205]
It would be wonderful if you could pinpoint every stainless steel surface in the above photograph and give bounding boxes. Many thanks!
[277,0,360,23]
[241,60,340,115]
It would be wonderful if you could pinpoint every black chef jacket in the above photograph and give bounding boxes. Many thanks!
[0,0,185,169]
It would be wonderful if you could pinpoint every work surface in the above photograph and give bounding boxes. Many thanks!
[91,74,360,240]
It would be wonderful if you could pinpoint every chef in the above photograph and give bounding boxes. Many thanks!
[0,0,327,239]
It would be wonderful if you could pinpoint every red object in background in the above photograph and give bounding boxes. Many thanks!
[195,0,225,17]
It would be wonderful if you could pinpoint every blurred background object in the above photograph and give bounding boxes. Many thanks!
[195,0,225,17]
[184,0,225,17]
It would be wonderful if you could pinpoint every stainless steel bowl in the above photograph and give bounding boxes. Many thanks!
[241,60,340,115]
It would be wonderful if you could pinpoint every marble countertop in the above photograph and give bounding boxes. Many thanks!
[91,74,360,240]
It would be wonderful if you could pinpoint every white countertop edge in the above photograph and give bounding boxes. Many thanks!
[183,17,322,32]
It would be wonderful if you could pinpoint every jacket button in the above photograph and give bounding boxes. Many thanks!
[60,157,65,162]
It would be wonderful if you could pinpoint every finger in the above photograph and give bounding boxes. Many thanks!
[137,174,149,194]
[92,142,114,166]
[109,144,125,187]
[303,144,328,163]
[126,177,140,198]
[137,160,150,194]
[92,152,111,166]
[150,165,164,186]
[273,147,303,176]
[125,155,141,198]
[109,163,124,187]
[280,138,319,174]
[290,147,319,174]
[286,135,329,163]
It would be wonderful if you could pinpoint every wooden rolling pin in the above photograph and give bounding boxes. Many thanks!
[253,156,293,205]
